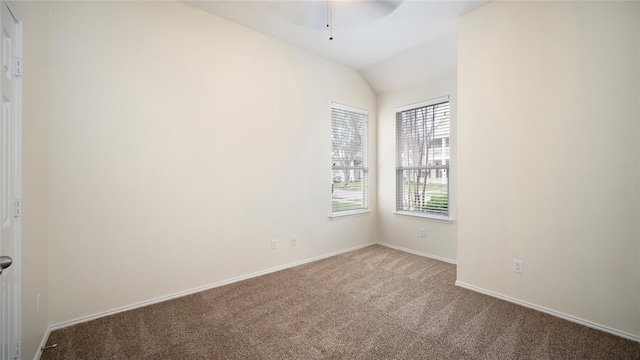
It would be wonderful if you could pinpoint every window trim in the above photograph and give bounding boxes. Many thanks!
[393,210,452,222]
[396,96,449,113]
[331,102,369,216]
[395,96,451,220]
[330,209,371,220]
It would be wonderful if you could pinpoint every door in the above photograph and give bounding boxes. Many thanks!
[0,2,20,359]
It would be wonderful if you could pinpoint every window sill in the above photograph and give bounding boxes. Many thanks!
[330,209,371,220]
[394,211,452,222]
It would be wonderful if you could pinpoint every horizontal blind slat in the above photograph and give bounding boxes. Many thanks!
[332,105,368,213]
[395,99,450,216]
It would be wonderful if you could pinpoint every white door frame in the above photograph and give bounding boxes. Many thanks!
[1,1,22,359]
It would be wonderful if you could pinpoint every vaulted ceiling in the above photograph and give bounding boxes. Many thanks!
[183,1,488,94]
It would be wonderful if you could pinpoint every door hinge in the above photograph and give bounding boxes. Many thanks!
[14,198,21,217]
[13,57,22,77]
[14,339,21,359]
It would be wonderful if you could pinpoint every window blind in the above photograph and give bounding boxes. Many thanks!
[396,99,450,216]
[331,104,368,213]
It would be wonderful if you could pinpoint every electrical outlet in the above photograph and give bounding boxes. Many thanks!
[513,260,523,274]
[271,239,278,250]
[419,228,426,237]
[291,236,297,246]
[37,293,41,314]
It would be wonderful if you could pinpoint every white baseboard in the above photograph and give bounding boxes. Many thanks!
[33,327,51,360]
[376,241,457,264]
[455,281,640,343]
[49,242,376,331]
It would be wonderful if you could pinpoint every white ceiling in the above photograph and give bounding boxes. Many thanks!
[183,0,488,93]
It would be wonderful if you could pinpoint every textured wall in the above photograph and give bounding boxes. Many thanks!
[457,1,640,337]
[17,1,51,359]
[48,1,376,325]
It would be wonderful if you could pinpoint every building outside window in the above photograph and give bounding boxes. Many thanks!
[396,96,450,217]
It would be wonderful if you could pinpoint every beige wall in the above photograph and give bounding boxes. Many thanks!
[17,1,51,359]
[377,76,457,262]
[48,1,377,325]
[19,0,640,355]
[458,1,640,337]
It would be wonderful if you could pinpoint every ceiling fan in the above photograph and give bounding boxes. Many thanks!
[263,0,404,39]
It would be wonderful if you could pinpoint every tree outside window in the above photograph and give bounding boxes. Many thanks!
[396,99,450,216]
[331,104,368,213]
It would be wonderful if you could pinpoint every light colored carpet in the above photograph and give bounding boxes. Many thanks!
[42,245,640,359]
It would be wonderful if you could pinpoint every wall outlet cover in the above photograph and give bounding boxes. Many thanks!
[513,260,523,274]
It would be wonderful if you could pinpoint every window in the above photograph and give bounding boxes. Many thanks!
[396,96,450,217]
[331,103,368,214]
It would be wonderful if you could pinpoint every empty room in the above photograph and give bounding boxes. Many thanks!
[2,0,639,359]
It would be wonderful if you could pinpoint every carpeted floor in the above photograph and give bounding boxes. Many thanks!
[42,245,640,359]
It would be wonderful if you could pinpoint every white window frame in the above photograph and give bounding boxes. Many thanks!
[330,102,369,219]
[395,96,451,221]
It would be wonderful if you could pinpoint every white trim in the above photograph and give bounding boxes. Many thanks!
[33,327,51,360]
[455,281,640,343]
[49,242,376,331]
[330,209,371,220]
[396,95,449,113]
[376,242,456,264]
[394,211,452,222]
[331,102,368,115]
